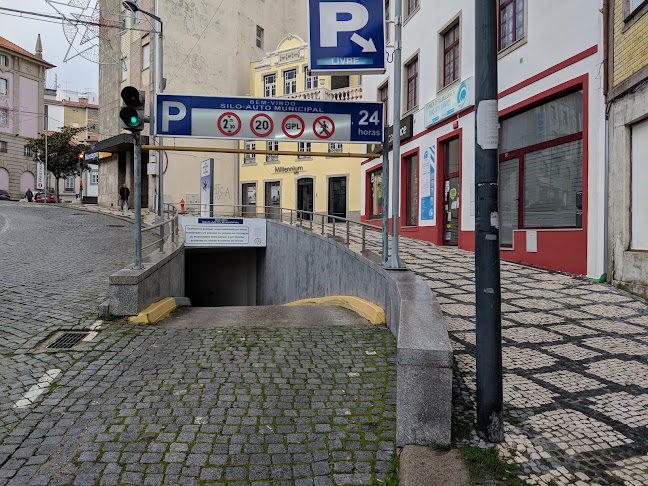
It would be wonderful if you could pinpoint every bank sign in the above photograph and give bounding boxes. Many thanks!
[157,94,383,143]
[308,0,386,74]
[424,77,475,127]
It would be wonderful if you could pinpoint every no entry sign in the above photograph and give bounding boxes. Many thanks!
[157,94,383,143]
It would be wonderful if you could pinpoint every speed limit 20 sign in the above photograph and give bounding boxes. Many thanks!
[157,94,384,143]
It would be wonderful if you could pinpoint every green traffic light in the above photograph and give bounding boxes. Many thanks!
[130,116,138,126]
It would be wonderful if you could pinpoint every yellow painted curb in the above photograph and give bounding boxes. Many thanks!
[129,297,177,324]
[285,296,386,325]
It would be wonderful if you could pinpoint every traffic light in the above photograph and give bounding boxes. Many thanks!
[120,86,149,132]
[78,152,85,165]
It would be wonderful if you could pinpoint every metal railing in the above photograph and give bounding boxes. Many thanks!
[141,203,180,252]
[283,85,363,101]
[169,203,386,255]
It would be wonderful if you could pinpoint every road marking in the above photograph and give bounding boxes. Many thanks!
[13,369,61,409]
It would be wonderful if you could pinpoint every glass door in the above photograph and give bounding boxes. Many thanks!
[265,181,281,219]
[328,177,347,221]
[241,183,257,217]
[297,178,314,220]
[443,138,460,245]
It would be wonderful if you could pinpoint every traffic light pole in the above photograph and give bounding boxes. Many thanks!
[133,131,143,270]
[475,0,503,443]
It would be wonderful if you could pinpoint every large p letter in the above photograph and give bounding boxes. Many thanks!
[320,2,369,48]
[162,101,187,132]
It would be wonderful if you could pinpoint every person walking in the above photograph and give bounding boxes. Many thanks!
[25,189,33,202]
[119,183,130,211]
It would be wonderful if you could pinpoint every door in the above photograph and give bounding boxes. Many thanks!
[297,178,314,220]
[499,159,519,246]
[443,138,460,245]
[404,153,419,227]
[242,183,257,217]
[265,181,281,219]
[328,176,347,221]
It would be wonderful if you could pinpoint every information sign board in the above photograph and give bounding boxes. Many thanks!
[157,94,383,143]
[179,217,267,248]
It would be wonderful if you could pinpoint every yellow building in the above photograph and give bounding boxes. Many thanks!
[240,34,365,222]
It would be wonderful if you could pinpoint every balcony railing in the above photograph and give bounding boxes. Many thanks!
[284,85,363,101]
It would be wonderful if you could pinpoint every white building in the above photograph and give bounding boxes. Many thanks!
[361,0,605,277]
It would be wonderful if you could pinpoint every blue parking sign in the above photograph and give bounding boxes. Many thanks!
[308,0,386,75]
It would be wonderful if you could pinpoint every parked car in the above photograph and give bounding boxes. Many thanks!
[0,190,10,201]
[34,192,56,203]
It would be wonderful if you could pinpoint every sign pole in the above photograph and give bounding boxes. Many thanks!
[384,0,406,269]
[133,132,143,270]
[475,0,503,443]
[44,105,48,202]
[381,120,389,264]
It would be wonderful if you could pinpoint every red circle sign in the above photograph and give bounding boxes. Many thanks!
[313,116,335,139]
[218,112,242,136]
[250,113,274,138]
[282,115,305,139]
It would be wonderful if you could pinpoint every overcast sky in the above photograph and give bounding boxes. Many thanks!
[1,0,101,94]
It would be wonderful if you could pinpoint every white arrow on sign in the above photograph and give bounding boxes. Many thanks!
[320,2,370,48]
[350,33,376,52]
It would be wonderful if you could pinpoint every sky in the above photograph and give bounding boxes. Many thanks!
[1,0,104,94]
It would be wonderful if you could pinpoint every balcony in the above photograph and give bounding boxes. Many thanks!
[284,85,363,101]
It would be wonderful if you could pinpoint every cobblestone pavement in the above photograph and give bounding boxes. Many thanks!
[0,204,398,486]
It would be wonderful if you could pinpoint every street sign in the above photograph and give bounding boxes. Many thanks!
[157,94,383,143]
[36,162,45,190]
[308,0,385,75]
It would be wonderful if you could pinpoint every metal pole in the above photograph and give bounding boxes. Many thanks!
[474,0,503,443]
[381,121,390,264]
[156,20,164,223]
[44,105,48,202]
[385,0,406,269]
[133,132,143,269]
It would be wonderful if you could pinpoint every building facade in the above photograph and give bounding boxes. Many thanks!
[0,35,54,200]
[98,0,307,211]
[606,0,648,296]
[361,0,606,277]
[239,35,364,222]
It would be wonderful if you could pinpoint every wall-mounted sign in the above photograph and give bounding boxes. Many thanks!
[200,159,214,217]
[367,114,414,154]
[83,151,112,162]
[179,217,267,248]
[424,77,475,128]
[274,165,305,174]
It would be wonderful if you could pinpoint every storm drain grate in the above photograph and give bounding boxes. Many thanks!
[46,332,90,349]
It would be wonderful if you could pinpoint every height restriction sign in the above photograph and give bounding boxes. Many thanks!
[157,94,383,143]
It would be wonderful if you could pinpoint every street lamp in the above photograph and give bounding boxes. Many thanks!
[123,1,165,222]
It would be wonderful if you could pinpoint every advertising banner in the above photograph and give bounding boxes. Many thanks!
[200,159,214,217]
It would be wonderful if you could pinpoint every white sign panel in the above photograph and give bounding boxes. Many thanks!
[36,162,45,190]
[200,159,213,218]
[424,77,475,127]
[179,217,267,248]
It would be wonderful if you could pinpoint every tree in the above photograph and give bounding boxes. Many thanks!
[25,126,91,202]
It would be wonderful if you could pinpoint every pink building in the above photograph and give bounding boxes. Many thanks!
[0,35,55,199]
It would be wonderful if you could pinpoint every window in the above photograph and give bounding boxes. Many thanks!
[0,108,7,125]
[298,142,311,158]
[331,76,349,90]
[404,153,419,226]
[305,72,319,90]
[244,140,256,163]
[443,23,460,87]
[499,91,584,242]
[385,0,390,43]
[264,74,276,97]
[0,141,7,152]
[24,146,31,157]
[406,0,419,17]
[379,83,389,124]
[499,0,524,50]
[0,55,7,67]
[65,175,75,191]
[0,78,7,95]
[284,70,297,94]
[329,143,343,153]
[91,170,99,185]
[631,118,648,249]
[628,0,647,16]
[121,57,128,82]
[368,168,383,219]
[142,43,150,69]
[266,141,278,162]
[405,57,418,111]
[256,26,264,49]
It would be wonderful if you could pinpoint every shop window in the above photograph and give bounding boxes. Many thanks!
[442,22,460,87]
[499,0,525,51]
[405,57,418,111]
[499,90,584,238]
[242,182,257,217]
[244,141,256,164]
[264,74,276,97]
[404,152,419,226]
[368,168,383,219]
[266,141,278,162]
[631,118,648,249]
[284,70,297,94]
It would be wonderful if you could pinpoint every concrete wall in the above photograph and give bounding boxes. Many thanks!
[258,221,453,446]
[109,242,185,316]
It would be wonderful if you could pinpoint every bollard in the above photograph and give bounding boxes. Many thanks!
[333,218,336,237]
[346,221,350,244]
[322,214,325,235]
[362,226,366,252]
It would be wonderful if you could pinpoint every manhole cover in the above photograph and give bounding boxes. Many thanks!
[45,332,92,350]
